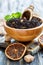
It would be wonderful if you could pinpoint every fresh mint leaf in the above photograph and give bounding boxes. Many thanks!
[4,15,12,21]
[12,12,21,18]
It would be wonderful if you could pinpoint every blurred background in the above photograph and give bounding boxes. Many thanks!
[0,0,43,18]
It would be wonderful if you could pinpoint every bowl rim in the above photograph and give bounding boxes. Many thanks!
[4,16,43,31]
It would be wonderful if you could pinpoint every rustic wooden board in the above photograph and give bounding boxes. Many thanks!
[0,48,43,65]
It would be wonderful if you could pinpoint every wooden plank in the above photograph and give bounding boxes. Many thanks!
[0,48,40,65]
[38,50,43,65]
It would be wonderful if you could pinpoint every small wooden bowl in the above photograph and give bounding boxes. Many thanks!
[4,15,43,42]
[5,43,26,60]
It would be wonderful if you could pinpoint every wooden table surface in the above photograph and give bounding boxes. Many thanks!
[0,46,43,65]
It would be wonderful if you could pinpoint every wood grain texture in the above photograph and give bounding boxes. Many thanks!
[0,48,43,65]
